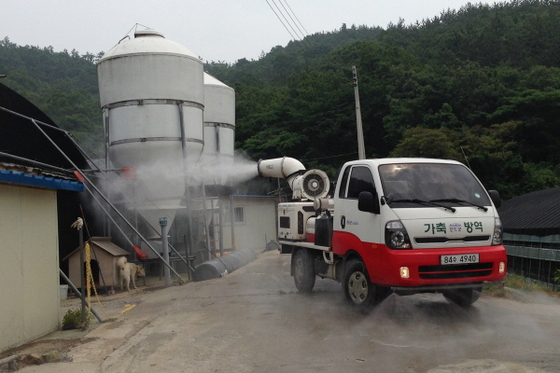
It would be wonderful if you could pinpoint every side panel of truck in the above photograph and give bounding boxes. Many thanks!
[332,163,390,284]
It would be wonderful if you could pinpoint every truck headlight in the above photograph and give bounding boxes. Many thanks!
[492,217,503,245]
[385,220,412,249]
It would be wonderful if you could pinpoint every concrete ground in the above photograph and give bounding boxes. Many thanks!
[2,249,560,373]
[0,274,179,372]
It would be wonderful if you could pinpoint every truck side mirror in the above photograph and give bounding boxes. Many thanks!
[488,190,501,208]
[358,191,380,214]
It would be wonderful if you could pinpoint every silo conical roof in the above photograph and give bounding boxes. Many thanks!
[99,29,198,61]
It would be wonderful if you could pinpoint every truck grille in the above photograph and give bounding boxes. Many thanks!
[415,235,490,244]
[418,262,493,279]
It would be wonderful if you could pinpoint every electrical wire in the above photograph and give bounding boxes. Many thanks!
[266,0,299,41]
[272,0,305,41]
[283,0,309,35]
[266,0,310,52]
[278,0,308,39]
[302,152,358,162]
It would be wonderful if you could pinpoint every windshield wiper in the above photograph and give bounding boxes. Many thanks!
[390,198,456,213]
[430,198,488,212]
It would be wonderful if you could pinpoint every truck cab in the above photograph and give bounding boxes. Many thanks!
[333,159,506,308]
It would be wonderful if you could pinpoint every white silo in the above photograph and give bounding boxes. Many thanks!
[201,72,235,186]
[97,29,204,229]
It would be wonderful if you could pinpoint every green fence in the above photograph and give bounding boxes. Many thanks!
[505,244,560,291]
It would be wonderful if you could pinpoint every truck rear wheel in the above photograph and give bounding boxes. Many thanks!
[442,287,482,307]
[293,249,316,293]
[343,258,376,313]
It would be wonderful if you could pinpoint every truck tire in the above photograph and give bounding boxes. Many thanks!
[343,258,376,313]
[293,249,316,293]
[442,287,482,307]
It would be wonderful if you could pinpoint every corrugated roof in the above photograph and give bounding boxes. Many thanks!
[0,169,83,191]
[498,187,560,236]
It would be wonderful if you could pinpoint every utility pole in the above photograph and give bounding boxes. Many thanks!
[352,66,366,160]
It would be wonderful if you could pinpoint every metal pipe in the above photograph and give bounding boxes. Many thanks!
[0,105,67,132]
[133,208,190,267]
[257,156,305,180]
[184,234,195,280]
[230,194,235,251]
[168,243,189,266]
[210,180,224,255]
[178,101,197,273]
[29,119,184,281]
[79,226,86,326]
[103,108,111,238]
[160,218,171,286]
[85,182,190,271]
[0,151,73,173]
[0,354,19,367]
[83,183,136,249]
[79,182,183,279]
[218,196,224,256]
[202,185,212,262]
[59,269,103,322]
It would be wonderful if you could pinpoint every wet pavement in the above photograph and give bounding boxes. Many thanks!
[2,250,560,373]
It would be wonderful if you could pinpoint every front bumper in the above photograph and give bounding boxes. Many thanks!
[364,244,507,288]
[391,280,504,295]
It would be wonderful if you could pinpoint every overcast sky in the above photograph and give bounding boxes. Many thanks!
[1,0,494,63]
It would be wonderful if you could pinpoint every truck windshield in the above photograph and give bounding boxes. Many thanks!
[378,163,491,209]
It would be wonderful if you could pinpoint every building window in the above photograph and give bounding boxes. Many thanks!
[233,206,245,224]
[224,206,245,225]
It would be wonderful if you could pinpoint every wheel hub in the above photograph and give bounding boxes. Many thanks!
[348,271,369,304]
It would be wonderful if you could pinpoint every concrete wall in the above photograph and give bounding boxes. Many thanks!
[0,183,59,352]
[221,196,278,251]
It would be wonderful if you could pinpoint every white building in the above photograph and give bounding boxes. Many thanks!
[0,167,83,352]
[221,195,280,251]
[0,82,86,353]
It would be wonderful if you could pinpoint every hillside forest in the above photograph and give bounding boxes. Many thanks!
[1,0,560,200]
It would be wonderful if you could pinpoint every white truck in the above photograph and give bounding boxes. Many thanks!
[258,157,507,312]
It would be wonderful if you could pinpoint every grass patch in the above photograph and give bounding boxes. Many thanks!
[484,273,555,297]
[61,308,93,330]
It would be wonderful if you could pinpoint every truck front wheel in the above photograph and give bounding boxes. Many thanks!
[293,249,316,293]
[343,259,376,313]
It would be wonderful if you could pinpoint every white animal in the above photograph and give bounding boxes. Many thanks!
[117,256,146,291]
[116,256,127,269]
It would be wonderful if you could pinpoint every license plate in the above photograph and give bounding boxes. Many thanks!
[440,253,479,265]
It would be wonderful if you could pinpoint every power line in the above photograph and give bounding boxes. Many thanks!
[266,0,310,51]
[276,0,306,41]
[281,0,309,36]
[302,152,358,162]
[266,0,299,41]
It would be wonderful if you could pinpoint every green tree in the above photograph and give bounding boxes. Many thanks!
[390,127,460,159]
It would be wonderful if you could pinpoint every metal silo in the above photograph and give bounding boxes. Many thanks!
[202,72,235,185]
[97,29,204,229]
